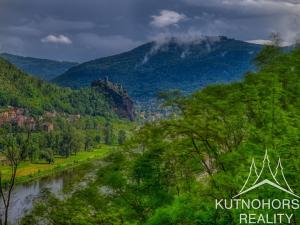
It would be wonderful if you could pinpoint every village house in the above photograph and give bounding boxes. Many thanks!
[0,107,37,130]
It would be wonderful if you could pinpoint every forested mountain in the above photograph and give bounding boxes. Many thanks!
[0,58,134,120]
[53,36,262,102]
[0,57,133,192]
[0,53,78,81]
[24,46,300,224]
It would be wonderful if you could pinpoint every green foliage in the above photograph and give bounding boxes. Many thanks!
[104,122,113,145]
[23,46,300,224]
[0,112,130,166]
[0,58,115,118]
[117,130,126,145]
[146,195,215,225]
[40,148,54,164]
[59,126,84,157]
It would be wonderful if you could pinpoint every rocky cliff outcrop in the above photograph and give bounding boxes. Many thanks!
[91,78,135,121]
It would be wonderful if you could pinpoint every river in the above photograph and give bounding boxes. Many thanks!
[2,160,101,225]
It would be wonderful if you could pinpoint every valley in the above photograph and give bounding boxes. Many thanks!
[1,38,300,225]
[21,43,300,225]
[1,1,298,224]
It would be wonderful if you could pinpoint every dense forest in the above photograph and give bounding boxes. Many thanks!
[0,58,132,179]
[21,44,300,224]
[0,57,128,118]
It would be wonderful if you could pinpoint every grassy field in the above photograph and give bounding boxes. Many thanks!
[0,145,113,184]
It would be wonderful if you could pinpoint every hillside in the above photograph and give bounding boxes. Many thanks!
[24,46,300,224]
[53,36,262,102]
[0,58,134,120]
[0,53,78,81]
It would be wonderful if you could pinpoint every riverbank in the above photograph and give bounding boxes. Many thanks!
[0,145,113,184]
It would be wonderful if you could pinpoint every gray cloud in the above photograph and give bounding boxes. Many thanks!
[0,0,300,61]
[148,29,220,45]
[41,34,72,44]
[141,32,221,64]
[181,0,300,43]
[246,39,273,45]
[150,10,187,28]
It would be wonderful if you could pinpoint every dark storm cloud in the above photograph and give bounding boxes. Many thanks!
[0,0,299,61]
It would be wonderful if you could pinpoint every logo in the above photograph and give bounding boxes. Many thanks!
[233,150,299,199]
[215,150,299,224]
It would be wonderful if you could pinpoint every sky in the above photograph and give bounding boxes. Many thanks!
[0,0,300,62]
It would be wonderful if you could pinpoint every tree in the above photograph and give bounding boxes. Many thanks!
[40,148,54,164]
[0,135,21,225]
[60,127,83,157]
[84,135,94,151]
[104,123,113,145]
[254,32,283,68]
[95,135,101,143]
[16,132,32,161]
[118,130,126,145]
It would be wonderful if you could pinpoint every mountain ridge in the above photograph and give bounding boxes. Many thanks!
[0,53,78,81]
[53,36,262,102]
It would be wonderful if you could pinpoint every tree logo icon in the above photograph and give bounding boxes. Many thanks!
[233,150,299,199]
